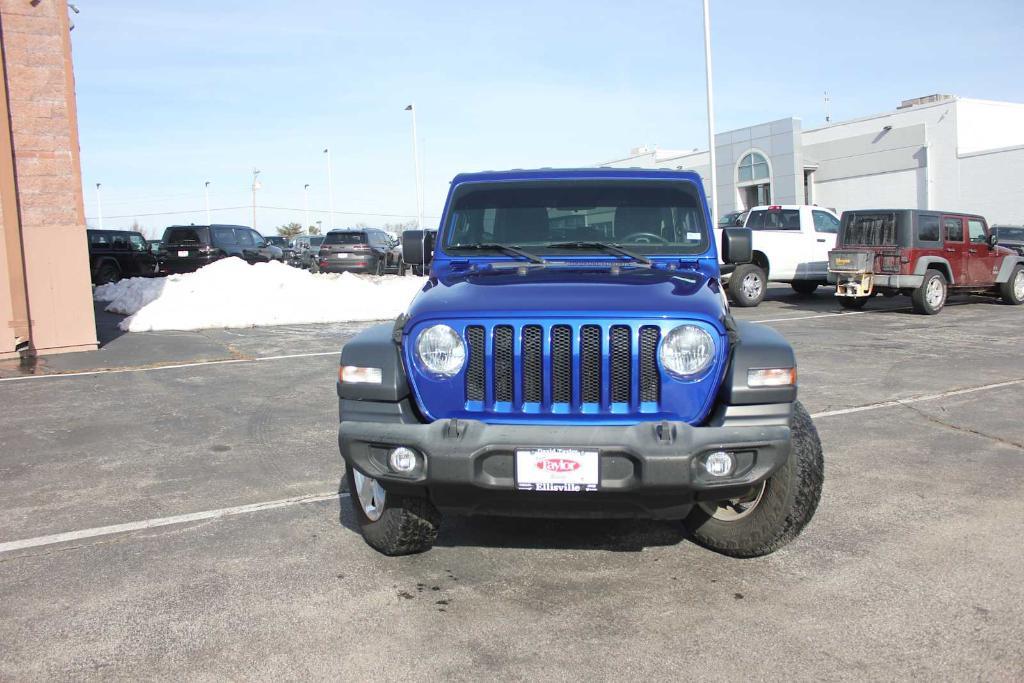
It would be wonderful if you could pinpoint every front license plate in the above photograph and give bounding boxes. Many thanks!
[177,250,189,257]
[515,448,599,492]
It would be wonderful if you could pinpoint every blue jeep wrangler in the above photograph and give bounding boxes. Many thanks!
[337,168,823,556]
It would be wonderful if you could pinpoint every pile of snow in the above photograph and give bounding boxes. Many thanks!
[94,257,426,332]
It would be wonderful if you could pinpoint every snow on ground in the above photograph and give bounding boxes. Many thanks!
[93,257,427,332]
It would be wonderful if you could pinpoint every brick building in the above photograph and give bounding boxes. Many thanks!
[0,0,96,359]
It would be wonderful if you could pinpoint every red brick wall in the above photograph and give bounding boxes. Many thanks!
[0,0,96,356]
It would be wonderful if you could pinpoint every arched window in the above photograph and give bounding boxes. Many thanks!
[738,152,770,183]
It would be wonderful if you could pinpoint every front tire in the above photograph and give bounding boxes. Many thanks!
[685,401,824,558]
[728,264,767,307]
[345,466,440,556]
[911,268,947,314]
[790,281,818,295]
[999,265,1024,305]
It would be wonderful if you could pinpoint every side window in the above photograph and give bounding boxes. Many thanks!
[944,218,963,242]
[967,219,987,244]
[745,210,765,229]
[813,210,840,233]
[213,227,236,244]
[128,234,147,251]
[89,232,109,246]
[235,229,255,247]
[111,233,129,250]
[250,230,266,247]
[918,215,941,242]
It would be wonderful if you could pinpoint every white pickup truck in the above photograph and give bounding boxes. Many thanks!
[715,204,840,307]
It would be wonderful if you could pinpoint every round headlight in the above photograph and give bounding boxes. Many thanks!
[660,325,715,377]
[416,324,465,377]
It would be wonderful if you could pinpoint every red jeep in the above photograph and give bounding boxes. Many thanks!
[828,210,1024,314]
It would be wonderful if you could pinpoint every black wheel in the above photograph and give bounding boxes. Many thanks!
[999,265,1024,305]
[790,281,818,295]
[345,466,440,556]
[727,264,767,307]
[685,401,824,558]
[397,258,407,277]
[911,268,947,315]
[838,296,869,310]
[96,262,121,284]
[375,257,385,276]
[309,259,320,274]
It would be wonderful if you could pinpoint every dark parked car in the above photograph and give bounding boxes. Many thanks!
[158,224,278,274]
[264,235,294,261]
[317,228,405,275]
[291,235,325,270]
[718,210,747,227]
[992,225,1024,255]
[87,229,158,284]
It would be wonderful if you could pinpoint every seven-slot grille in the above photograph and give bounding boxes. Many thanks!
[463,323,662,411]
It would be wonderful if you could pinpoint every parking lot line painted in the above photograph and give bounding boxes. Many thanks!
[0,350,340,383]
[0,492,344,556]
[810,378,1024,419]
[751,307,911,324]
[2,378,1019,557]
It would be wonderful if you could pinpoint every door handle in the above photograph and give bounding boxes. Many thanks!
[968,249,977,254]
[945,248,955,253]
[816,238,826,242]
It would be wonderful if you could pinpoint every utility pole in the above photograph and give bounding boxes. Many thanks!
[824,90,831,124]
[204,181,211,224]
[303,183,310,232]
[702,0,718,229]
[323,148,335,227]
[405,104,423,228]
[95,183,103,229]
[251,169,261,230]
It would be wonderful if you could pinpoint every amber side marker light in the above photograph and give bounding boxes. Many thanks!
[747,367,797,387]
[339,366,383,384]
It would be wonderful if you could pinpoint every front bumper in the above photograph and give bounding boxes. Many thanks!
[339,418,791,519]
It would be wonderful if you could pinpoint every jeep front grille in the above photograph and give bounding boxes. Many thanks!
[463,322,661,412]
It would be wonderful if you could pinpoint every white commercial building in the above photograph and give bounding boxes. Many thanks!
[601,94,1024,225]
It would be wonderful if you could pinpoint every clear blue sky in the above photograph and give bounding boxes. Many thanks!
[72,0,1024,237]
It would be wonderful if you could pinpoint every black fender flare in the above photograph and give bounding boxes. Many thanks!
[717,320,797,405]
[337,322,410,402]
[913,256,955,284]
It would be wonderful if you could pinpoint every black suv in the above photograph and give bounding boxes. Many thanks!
[87,229,158,284]
[993,226,1024,255]
[158,224,278,274]
[317,228,405,275]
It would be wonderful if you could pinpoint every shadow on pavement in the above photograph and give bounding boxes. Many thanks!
[336,476,688,553]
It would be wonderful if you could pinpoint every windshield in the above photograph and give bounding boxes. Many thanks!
[994,227,1024,240]
[443,181,708,255]
[265,236,286,245]
[309,236,325,246]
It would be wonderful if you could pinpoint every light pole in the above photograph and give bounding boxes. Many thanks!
[95,182,103,229]
[405,104,423,228]
[303,183,310,232]
[323,148,335,227]
[315,220,322,236]
[251,169,261,230]
[702,0,718,229]
[204,180,211,224]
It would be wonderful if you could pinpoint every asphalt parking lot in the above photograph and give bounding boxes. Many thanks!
[1,287,1022,680]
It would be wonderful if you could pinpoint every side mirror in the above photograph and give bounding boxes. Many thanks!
[403,230,434,266]
[721,227,752,265]
[988,233,999,249]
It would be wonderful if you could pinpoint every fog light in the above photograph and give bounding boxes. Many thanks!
[388,447,418,473]
[704,451,734,477]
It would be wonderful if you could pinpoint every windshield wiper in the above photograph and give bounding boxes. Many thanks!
[546,241,652,266]
[449,243,547,264]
